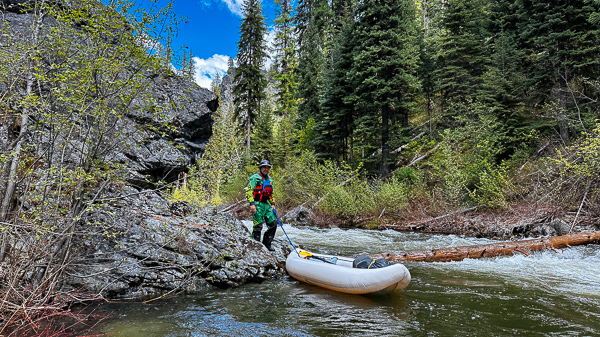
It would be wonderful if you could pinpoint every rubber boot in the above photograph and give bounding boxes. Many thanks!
[252,222,263,242]
[262,220,277,251]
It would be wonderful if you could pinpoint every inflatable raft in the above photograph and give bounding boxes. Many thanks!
[286,250,411,295]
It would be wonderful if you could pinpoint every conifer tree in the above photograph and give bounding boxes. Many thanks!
[295,0,335,138]
[273,114,296,167]
[296,20,325,131]
[294,0,330,46]
[480,0,532,156]
[273,0,298,118]
[227,57,235,75]
[179,49,196,82]
[316,18,356,162]
[251,107,274,161]
[233,0,268,155]
[432,0,489,119]
[517,0,600,140]
[351,0,421,176]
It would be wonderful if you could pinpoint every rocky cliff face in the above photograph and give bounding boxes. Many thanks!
[1,1,218,186]
[113,71,218,186]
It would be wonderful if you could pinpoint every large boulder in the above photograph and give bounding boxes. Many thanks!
[64,184,290,298]
[0,3,286,300]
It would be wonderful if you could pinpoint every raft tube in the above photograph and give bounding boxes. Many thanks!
[286,250,411,295]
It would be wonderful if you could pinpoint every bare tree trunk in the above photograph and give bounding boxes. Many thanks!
[368,231,600,263]
[379,104,390,178]
[247,114,251,156]
[0,48,37,221]
[557,71,570,141]
[0,117,28,222]
[0,1,45,262]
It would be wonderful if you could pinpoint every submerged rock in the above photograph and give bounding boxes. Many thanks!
[281,205,313,226]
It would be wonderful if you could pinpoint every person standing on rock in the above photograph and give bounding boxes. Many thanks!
[247,159,277,251]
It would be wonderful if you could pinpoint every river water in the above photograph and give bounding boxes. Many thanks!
[85,222,600,336]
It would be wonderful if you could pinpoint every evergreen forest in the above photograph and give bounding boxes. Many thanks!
[183,0,600,227]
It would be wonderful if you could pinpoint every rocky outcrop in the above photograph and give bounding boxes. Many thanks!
[0,3,219,187]
[65,185,291,298]
[281,205,314,226]
[114,71,218,186]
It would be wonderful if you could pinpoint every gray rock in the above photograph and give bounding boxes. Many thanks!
[531,224,557,237]
[1,8,218,186]
[63,185,291,298]
[1,3,286,301]
[550,218,570,236]
[281,205,313,226]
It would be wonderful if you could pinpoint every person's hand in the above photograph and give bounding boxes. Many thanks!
[250,205,256,214]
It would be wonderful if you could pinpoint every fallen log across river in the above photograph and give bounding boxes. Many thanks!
[367,231,600,263]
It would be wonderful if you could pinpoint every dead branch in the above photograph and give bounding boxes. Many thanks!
[382,206,477,230]
[219,199,245,213]
[391,132,425,154]
[310,174,357,211]
[570,182,590,233]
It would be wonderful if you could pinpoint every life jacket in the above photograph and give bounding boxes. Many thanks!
[253,174,273,202]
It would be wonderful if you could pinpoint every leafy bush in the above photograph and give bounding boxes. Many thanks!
[375,177,410,213]
[394,167,418,184]
[427,102,514,209]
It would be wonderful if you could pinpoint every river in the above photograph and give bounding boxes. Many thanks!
[85,221,600,336]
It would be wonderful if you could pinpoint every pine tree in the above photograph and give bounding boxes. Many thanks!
[273,0,298,118]
[294,0,336,137]
[227,57,235,75]
[273,114,296,167]
[296,20,325,131]
[432,0,489,119]
[417,0,442,136]
[316,17,356,162]
[179,49,196,82]
[211,72,222,92]
[517,0,600,140]
[251,107,274,161]
[294,0,330,47]
[351,0,421,176]
[481,0,532,156]
[233,0,268,155]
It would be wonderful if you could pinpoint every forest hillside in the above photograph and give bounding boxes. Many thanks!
[181,0,600,238]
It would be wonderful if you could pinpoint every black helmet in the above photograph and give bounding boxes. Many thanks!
[258,159,272,168]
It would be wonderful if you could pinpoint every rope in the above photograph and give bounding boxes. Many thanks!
[273,209,300,256]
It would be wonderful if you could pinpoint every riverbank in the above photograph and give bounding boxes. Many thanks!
[232,202,600,241]
[80,224,600,337]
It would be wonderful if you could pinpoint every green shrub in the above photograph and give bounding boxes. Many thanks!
[375,177,410,213]
[394,167,417,184]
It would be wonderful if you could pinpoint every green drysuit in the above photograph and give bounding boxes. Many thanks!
[246,172,277,246]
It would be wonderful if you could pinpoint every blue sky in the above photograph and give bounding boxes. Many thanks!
[144,0,278,88]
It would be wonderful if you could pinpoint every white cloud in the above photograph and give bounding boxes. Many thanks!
[264,27,276,69]
[193,54,230,89]
[222,0,245,17]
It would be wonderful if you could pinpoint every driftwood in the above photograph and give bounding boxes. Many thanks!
[390,132,425,154]
[367,231,600,263]
[396,143,440,167]
[219,199,245,213]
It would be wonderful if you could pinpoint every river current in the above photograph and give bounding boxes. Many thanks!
[86,221,600,336]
